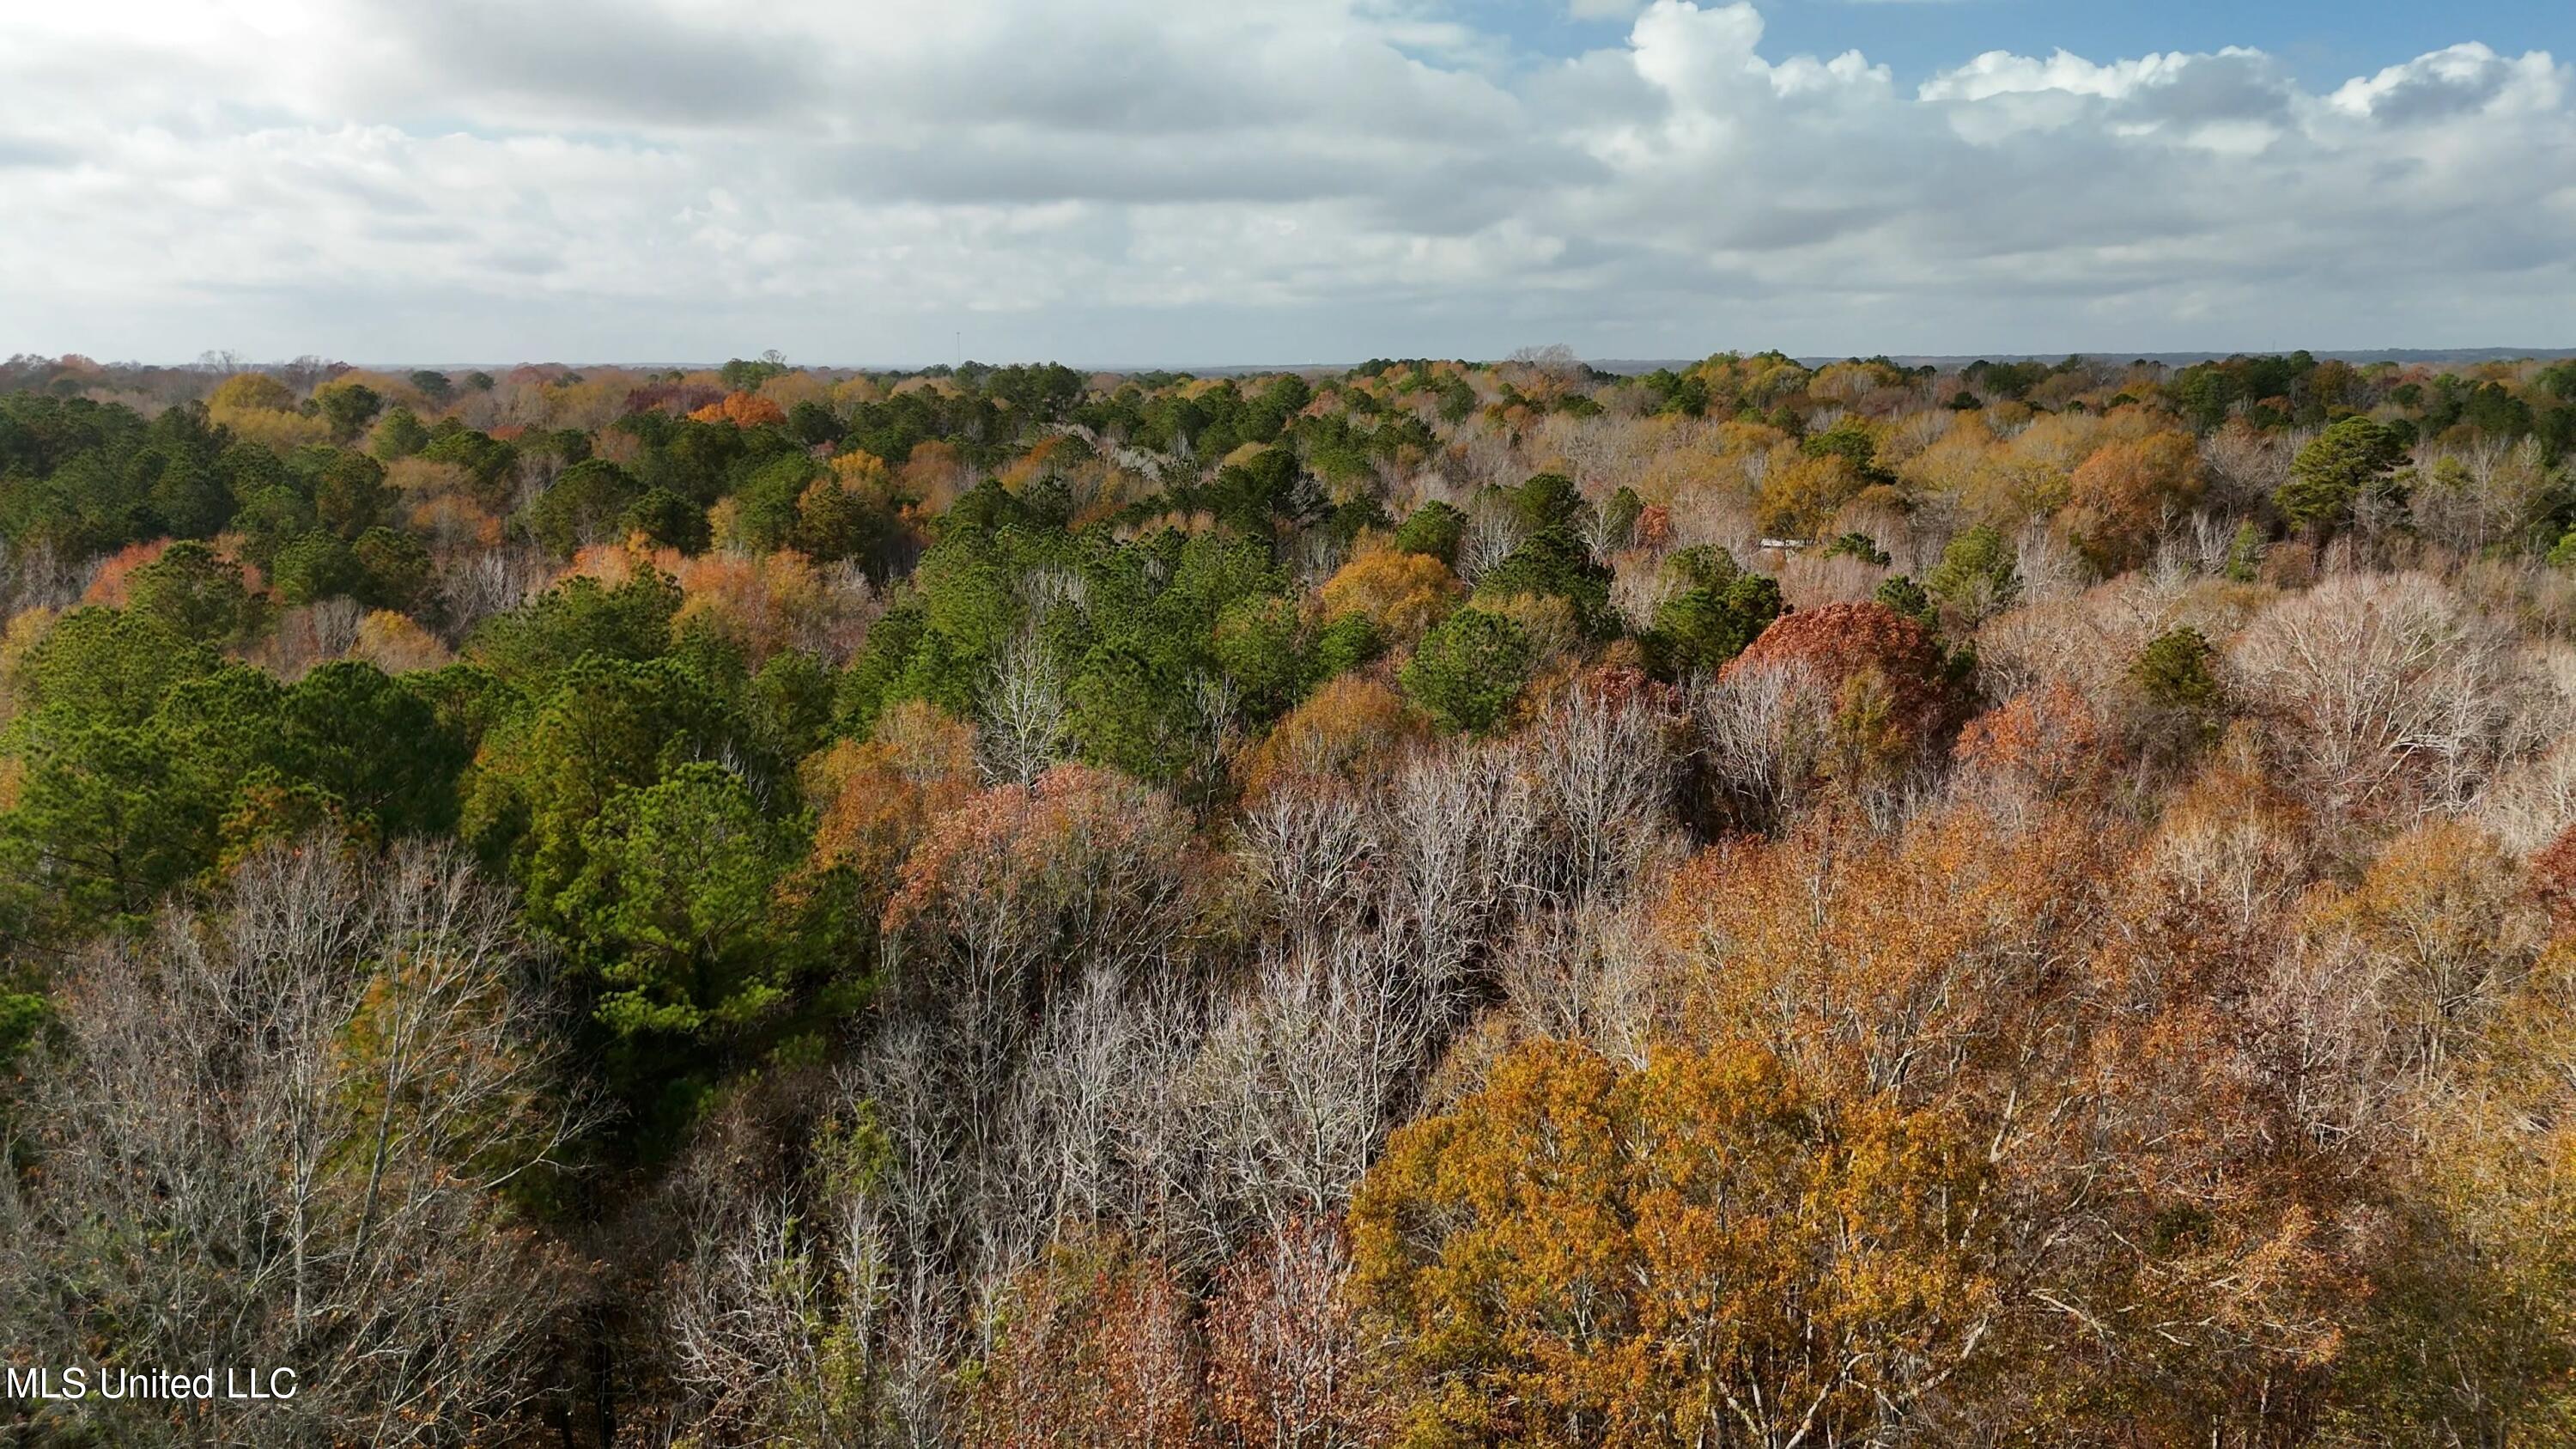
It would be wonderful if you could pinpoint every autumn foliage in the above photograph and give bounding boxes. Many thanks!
[5,347,2576,1447]
[1352,1035,1990,1446]
[687,389,790,428]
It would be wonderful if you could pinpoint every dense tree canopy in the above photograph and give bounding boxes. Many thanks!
[2,345,2573,1445]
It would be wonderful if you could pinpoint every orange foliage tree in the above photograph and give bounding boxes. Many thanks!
[1236,673,1423,802]
[688,390,790,428]
[562,539,874,664]
[79,538,173,607]
[1953,679,2110,807]
[881,762,1200,1000]
[800,699,981,917]
[1641,799,2364,1440]
[2063,429,2204,571]
[1717,600,1961,788]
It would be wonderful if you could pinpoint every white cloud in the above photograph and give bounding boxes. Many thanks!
[0,0,2570,362]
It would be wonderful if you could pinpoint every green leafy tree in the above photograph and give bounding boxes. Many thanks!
[3,723,225,928]
[835,597,927,738]
[417,427,519,508]
[2132,627,2221,713]
[1825,531,1892,567]
[11,607,217,727]
[1400,606,1534,734]
[313,450,390,537]
[270,531,367,605]
[228,482,317,568]
[1801,417,1889,483]
[126,541,262,645]
[148,457,237,539]
[316,381,384,441]
[1311,612,1384,679]
[1925,525,2021,624]
[155,664,292,786]
[526,459,641,557]
[1392,501,1465,564]
[557,761,808,1043]
[465,655,722,876]
[277,661,468,837]
[0,614,230,927]
[746,649,836,767]
[1068,640,1188,781]
[1473,527,1614,635]
[352,527,433,613]
[1211,594,1310,721]
[1662,545,1741,593]
[727,454,817,551]
[372,405,431,460]
[1647,572,1783,679]
[2278,417,2409,532]
[2225,521,2267,581]
[1505,472,1586,533]
[468,571,682,687]
[622,486,712,554]
[792,475,895,564]
[1874,574,1936,628]
[719,354,792,391]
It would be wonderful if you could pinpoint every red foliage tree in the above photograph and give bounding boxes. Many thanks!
[1203,1216,1388,1447]
[1720,601,1954,739]
[2534,822,2576,938]
[966,1235,1204,1448]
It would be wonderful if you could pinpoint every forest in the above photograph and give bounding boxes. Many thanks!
[1,343,2574,1447]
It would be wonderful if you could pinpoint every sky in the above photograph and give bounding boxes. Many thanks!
[2,0,2571,368]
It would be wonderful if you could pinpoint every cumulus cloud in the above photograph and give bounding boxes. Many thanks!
[0,0,2570,362]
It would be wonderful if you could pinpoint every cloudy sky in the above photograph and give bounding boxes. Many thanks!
[3,0,2571,366]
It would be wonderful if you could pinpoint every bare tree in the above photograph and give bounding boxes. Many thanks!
[666,1187,891,1447]
[1204,1216,1388,1448]
[1577,497,1635,567]
[1381,741,1543,1003]
[1691,658,1826,831]
[1495,896,1668,1069]
[1527,683,1678,902]
[1457,503,1525,585]
[979,632,1071,787]
[1182,938,1443,1244]
[1236,782,1382,954]
[0,538,82,618]
[0,840,595,1448]
[1504,343,1586,388]
[437,541,554,635]
[2230,572,2517,822]
[2199,422,2293,514]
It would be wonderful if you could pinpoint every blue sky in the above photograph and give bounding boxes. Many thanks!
[1494,0,2575,88]
[3,0,2573,364]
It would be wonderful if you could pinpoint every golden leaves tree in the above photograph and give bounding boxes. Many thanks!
[1349,1036,1994,1448]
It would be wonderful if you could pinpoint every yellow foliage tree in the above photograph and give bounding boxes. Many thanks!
[1753,450,1862,539]
[1321,549,1461,642]
[347,609,453,674]
[1350,1036,1994,1447]
[207,372,296,412]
